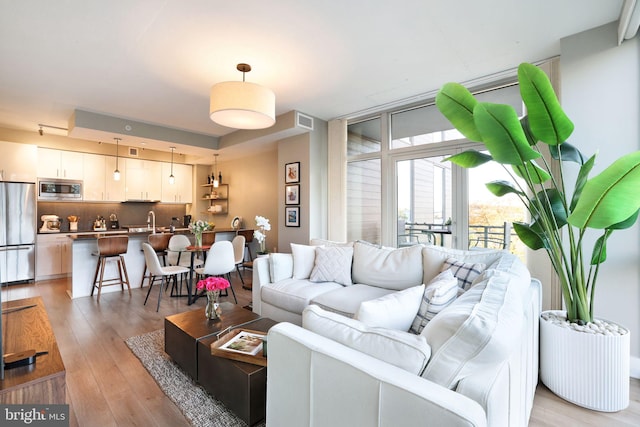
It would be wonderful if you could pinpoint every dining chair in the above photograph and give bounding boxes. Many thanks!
[167,234,205,296]
[142,242,190,312]
[231,235,247,288]
[167,234,204,268]
[194,240,238,304]
[141,233,173,287]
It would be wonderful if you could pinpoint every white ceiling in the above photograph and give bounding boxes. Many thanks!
[0,0,625,160]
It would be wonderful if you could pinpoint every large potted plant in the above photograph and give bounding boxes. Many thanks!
[435,62,640,411]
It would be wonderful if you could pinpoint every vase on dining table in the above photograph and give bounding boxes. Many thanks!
[194,231,203,247]
[205,290,222,320]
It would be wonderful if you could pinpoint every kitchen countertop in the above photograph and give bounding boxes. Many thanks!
[65,227,250,240]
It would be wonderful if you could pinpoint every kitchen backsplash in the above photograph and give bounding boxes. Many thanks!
[37,202,188,232]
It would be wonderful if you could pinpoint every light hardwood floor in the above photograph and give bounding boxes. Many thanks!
[2,274,639,426]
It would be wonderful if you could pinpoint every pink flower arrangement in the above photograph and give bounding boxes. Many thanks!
[196,276,230,292]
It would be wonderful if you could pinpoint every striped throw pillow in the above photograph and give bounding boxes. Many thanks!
[409,269,459,335]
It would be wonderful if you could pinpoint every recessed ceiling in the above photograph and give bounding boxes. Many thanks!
[0,0,624,159]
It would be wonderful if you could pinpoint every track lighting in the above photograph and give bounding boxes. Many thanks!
[37,123,68,136]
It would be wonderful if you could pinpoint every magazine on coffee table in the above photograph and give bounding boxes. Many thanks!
[218,330,264,356]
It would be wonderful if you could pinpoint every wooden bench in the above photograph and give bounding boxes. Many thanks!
[0,296,66,404]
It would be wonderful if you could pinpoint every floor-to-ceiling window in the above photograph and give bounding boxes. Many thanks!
[346,81,527,256]
[347,117,382,243]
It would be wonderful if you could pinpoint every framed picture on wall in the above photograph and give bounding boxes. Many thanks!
[285,162,300,183]
[285,206,300,227]
[285,184,300,205]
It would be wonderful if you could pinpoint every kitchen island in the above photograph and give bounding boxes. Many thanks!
[66,228,251,299]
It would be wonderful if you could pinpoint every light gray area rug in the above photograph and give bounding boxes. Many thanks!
[126,329,264,427]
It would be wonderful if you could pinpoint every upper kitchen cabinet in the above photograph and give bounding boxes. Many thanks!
[161,162,192,203]
[125,158,162,201]
[37,147,83,180]
[0,141,37,182]
[83,153,126,201]
[105,156,126,201]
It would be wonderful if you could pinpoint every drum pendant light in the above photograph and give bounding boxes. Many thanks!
[210,63,275,129]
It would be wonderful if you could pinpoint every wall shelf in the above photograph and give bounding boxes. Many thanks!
[200,183,228,215]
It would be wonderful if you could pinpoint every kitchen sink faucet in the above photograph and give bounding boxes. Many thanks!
[147,210,156,234]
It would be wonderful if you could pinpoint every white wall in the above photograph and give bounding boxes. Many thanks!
[560,22,640,376]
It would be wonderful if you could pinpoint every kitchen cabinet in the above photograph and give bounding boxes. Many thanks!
[83,153,126,201]
[36,234,72,279]
[82,153,106,201]
[37,147,84,179]
[0,141,37,182]
[201,183,228,215]
[105,156,126,201]
[125,158,162,201]
[161,162,192,203]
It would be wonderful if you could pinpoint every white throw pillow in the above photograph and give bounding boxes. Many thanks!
[268,253,294,283]
[303,305,431,375]
[441,257,486,291]
[355,284,425,331]
[409,269,459,335]
[309,246,353,286]
[291,243,317,279]
[352,241,423,290]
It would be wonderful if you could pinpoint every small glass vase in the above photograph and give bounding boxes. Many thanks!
[205,291,221,320]
[194,232,203,247]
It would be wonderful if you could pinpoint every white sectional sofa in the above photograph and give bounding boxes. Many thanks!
[252,240,541,426]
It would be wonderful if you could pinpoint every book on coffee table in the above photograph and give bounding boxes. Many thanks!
[211,328,267,366]
[219,331,264,355]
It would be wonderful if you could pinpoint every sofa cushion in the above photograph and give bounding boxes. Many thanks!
[420,252,529,390]
[422,245,502,284]
[310,246,353,286]
[303,305,432,376]
[352,241,423,290]
[291,243,317,279]
[355,284,424,331]
[310,284,394,318]
[269,253,294,283]
[441,257,486,291]
[261,278,343,314]
[409,269,459,335]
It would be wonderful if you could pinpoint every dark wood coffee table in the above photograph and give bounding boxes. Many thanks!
[164,302,259,379]
[198,317,278,426]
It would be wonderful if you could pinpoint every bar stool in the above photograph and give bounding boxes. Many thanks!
[141,233,173,287]
[91,235,131,302]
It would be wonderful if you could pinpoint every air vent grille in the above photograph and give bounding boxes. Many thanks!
[296,112,314,131]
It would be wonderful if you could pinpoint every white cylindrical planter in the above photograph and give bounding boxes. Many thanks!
[540,310,630,412]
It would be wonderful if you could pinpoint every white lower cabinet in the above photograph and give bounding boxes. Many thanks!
[36,234,72,280]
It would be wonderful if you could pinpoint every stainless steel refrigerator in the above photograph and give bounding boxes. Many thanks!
[0,181,36,284]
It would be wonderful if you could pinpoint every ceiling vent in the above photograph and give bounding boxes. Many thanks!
[296,112,314,131]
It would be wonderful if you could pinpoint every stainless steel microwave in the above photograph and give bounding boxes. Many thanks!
[38,179,83,201]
